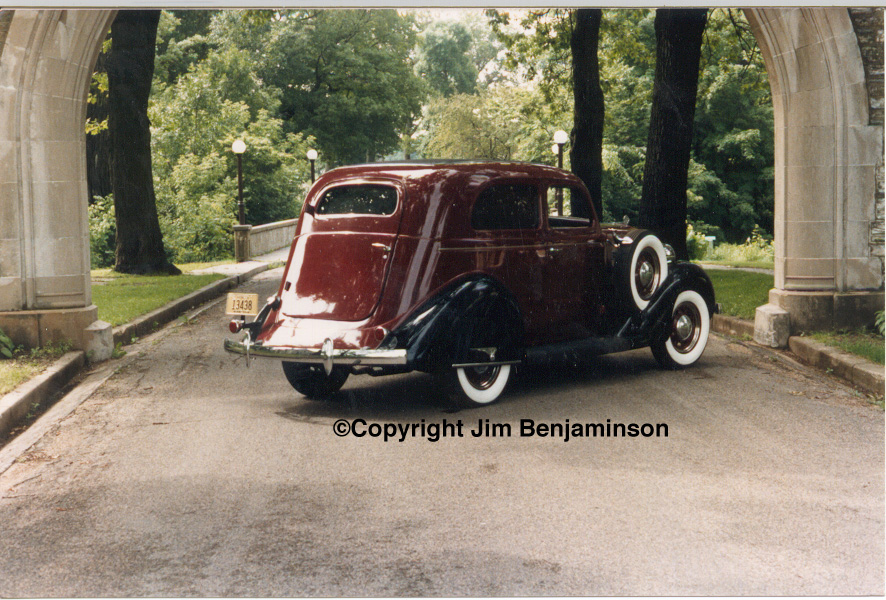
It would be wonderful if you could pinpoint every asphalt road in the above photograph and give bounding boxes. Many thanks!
[0,269,882,596]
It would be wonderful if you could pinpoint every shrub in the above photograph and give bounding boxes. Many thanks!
[708,224,774,264]
[89,195,116,268]
[686,223,709,260]
[875,310,885,337]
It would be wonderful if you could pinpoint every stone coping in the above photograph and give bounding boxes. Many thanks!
[713,314,884,396]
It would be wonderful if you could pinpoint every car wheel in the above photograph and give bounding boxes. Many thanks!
[620,231,668,311]
[651,290,710,369]
[444,363,512,408]
[281,362,349,399]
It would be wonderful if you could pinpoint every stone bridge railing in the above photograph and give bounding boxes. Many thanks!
[233,219,298,262]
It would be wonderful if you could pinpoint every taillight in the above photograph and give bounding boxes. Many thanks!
[229,319,243,334]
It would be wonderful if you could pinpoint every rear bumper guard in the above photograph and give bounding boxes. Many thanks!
[223,337,408,373]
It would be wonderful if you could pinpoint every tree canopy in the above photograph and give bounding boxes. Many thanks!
[88,8,775,266]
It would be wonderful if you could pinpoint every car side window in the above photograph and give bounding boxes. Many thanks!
[546,186,592,228]
[317,185,398,215]
[471,183,540,230]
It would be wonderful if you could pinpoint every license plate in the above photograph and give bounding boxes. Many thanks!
[226,293,260,316]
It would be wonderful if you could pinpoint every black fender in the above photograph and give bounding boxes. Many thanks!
[382,275,525,373]
[619,262,717,347]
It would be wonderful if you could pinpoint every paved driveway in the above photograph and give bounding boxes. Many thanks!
[0,270,882,596]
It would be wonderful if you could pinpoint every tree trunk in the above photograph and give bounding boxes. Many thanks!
[86,46,112,203]
[106,10,180,274]
[638,8,707,260]
[569,8,604,221]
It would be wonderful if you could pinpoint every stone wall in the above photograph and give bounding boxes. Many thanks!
[246,219,298,258]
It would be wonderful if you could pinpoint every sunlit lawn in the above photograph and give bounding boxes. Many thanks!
[706,269,773,320]
[91,271,226,326]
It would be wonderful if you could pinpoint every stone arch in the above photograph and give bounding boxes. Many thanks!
[0,9,115,348]
[0,8,881,349]
[745,8,883,332]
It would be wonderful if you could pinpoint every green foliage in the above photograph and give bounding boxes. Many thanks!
[0,328,14,359]
[149,14,314,262]
[417,84,572,164]
[486,9,573,103]
[686,223,709,260]
[875,311,885,337]
[707,225,773,264]
[237,9,425,166]
[486,8,773,241]
[415,21,478,97]
[89,194,116,268]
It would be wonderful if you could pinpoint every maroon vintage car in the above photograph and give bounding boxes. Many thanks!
[224,161,717,406]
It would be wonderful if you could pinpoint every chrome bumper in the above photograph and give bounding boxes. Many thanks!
[223,338,408,369]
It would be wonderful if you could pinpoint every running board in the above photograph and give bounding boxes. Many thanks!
[524,336,634,368]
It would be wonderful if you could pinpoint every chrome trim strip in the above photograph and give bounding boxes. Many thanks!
[223,338,408,366]
[451,360,522,368]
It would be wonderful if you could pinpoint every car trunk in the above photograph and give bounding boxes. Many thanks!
[281,183,402,322]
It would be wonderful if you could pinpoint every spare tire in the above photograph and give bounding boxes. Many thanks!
[615,229,668,311]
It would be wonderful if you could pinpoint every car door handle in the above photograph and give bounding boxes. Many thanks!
[372,243,392,252]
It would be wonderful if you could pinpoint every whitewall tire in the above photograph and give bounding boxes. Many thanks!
[628,233,668,311]
[452,364,512,407]
[651,290,710,369]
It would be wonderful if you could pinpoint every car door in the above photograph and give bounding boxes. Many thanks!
[541,183,606,339]
[463,181,548,341]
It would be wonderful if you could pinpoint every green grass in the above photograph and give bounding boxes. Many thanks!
[706,269,774,320]
[708,268,885,365]
[810,330,885,365]
[698,259,774,270]
[92,273,225,326]
[0,343,72,396]
[90,260,233,280]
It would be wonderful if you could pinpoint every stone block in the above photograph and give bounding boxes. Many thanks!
[754,303,791,347]
[770,288,834,332]
[785,126,836,168]
[0,277,22,311]
[84,319,112,362]
[785,223,834,259]
[844,220,872,258]
[843,257,884,290]
[234,224,252,263]
[834,290,885,329]
[795,43,831,92]
[0,310,39,348]
[36,303,97,348]
[848,125,884,167]
[787,9,819,50]
[784,166,835,220]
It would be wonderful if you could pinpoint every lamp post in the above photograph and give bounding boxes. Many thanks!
[553,129,568,169]
[307,149,318,183]
[232,139,246,225]
[552,130,568,215]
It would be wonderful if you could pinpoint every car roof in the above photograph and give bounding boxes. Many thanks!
[318,160,578,184]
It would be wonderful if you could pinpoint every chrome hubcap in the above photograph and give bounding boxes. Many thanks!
[638,261,654,287]
[675,315,693,340]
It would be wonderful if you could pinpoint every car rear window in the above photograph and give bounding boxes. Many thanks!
[317,185,398,215]
[471,183,539,230]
